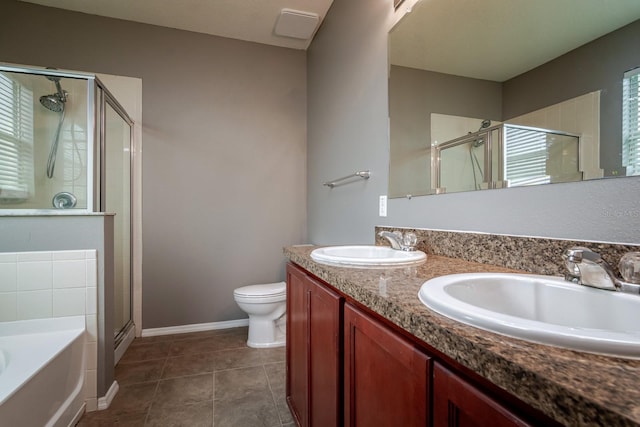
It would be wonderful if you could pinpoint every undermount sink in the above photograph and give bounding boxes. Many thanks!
[311,245,426,267]
[419,273,640,359]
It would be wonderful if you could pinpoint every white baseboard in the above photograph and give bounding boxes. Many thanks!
[98,381,119,410]
[141,318,249,337]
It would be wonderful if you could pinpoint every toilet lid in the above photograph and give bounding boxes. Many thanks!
[234,281,286,298]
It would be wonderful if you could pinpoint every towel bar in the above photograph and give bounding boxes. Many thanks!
[323,170,370,188]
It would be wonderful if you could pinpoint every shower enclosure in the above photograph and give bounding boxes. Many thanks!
[0,64,135,351]
[434,124,582,193]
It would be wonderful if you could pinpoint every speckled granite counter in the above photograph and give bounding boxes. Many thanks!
[284,245,640,427]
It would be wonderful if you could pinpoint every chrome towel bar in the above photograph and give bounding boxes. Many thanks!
[323,170,370,188]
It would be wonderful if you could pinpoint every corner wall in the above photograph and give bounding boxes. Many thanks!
[307,0,640,245]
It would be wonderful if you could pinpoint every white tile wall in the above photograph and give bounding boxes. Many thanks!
[0,293,17,322]
[0,249,99,412]
[17,290,52,319]
[17,261,53,292]
[0,262,17,292]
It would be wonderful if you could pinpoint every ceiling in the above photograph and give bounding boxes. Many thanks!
[390,0,640,82]
[20,0,640,75]
[19,0,335,50]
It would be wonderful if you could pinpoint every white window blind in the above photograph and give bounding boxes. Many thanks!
[504,127,550,187]
[623,67,640,176]
[0,73,34,201]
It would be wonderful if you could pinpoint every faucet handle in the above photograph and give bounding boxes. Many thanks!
[619,252,640,284]
[403,232,417,250]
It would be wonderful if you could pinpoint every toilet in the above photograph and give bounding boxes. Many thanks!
[233,282,287,348]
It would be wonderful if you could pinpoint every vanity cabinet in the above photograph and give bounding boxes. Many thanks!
[344,303,430,427]
[286,262,557,427]
[433,363,532,427]
[286,263,343,427]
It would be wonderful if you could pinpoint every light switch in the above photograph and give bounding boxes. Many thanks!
[379,195,387,217]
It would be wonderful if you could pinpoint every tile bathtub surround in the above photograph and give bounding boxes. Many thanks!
[0,249,99,412]
[77,327,293,427]
[375,226,640,276]
[284,245,640,426]
[0,250,98,321]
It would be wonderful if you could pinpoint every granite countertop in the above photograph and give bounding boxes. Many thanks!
[284,245,640,427]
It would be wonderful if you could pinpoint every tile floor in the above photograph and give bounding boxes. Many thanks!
[77,327,294,426]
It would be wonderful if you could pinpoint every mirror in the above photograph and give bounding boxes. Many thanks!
[388,0,640,198]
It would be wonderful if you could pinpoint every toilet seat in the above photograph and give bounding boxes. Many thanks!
[234,282,286,299]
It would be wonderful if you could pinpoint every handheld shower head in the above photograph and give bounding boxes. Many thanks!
[40,69,69,178]
[470,120,492,148]
[39,71,67,112]
[479,119,491,130]
[43,71,67,103]
[39,93,65,113]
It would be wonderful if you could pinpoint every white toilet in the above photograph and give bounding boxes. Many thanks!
[233,281,287,348]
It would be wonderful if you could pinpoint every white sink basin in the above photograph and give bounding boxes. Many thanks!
[419,273,640,359]
[311,245,426,267]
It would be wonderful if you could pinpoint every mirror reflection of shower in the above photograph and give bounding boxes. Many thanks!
[39,71,68,178]
[469,119,491,190]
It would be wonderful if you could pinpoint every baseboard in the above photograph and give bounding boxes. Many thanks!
[98,381,119,410]
[141,318,249,337]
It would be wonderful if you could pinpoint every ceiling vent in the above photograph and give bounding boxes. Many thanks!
[274,8,319,40]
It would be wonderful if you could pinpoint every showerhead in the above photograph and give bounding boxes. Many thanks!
[471,137,484,148]
[470,119,492,148]
[40,93,65,113]
[40,71,67,112]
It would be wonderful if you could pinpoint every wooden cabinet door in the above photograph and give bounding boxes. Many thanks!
[308,275,342,427]
[286,263,342,427]
[286,263,310,426]
[344,303,430,427]
[433,363,532,427]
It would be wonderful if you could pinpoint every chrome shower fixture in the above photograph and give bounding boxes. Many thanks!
[39,92,66,113]
[40,71,68,178]
[39,74,68,113]
[470,119,492,148]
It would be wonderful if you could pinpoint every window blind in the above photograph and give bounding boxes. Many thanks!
[0,73,34,201]
[623,67,640,176]
[504,127,550,187]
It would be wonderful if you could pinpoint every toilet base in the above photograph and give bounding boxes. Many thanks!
[247,338,286,349]
[246,314,286,349]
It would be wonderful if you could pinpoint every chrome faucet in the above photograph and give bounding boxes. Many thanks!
[563,247,640,294]
[378,230,417,251]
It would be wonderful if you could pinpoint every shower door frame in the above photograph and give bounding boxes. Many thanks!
[96,79,135,350]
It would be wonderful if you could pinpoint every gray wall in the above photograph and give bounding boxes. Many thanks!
[503,19,640,174]
[0,215,114,396]
[308,0,640,245]
[0,1,307,328]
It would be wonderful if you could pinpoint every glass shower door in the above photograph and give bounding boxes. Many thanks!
[103,98,133,345]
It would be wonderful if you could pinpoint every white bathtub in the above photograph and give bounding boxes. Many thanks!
[0,316,86,427]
